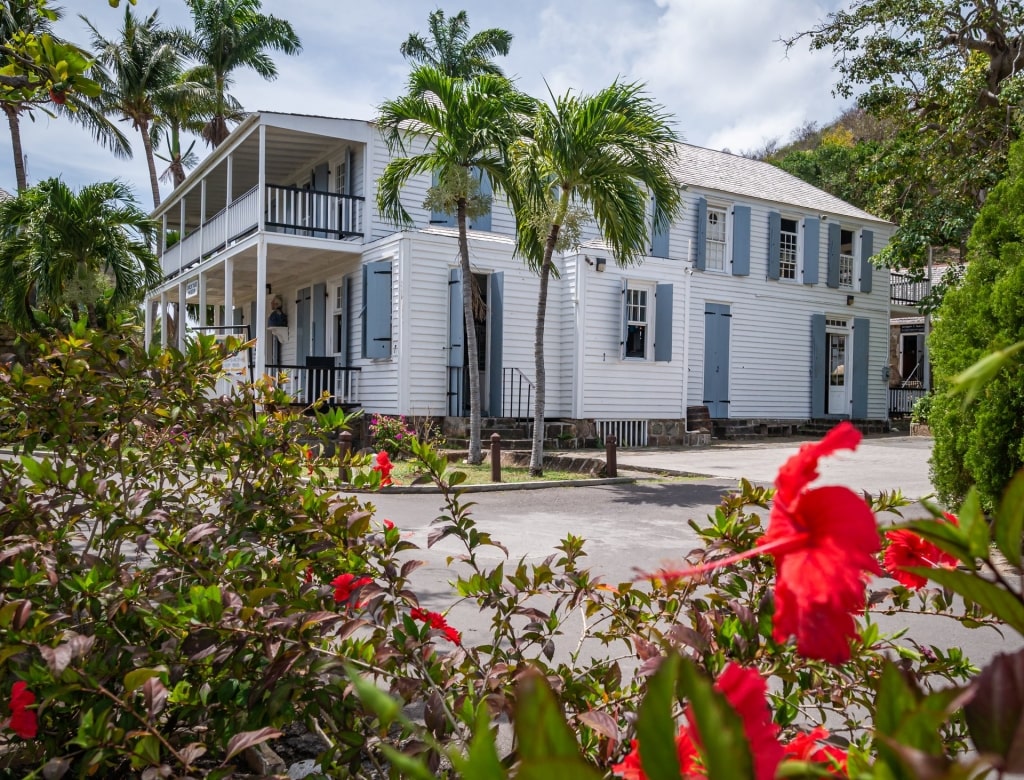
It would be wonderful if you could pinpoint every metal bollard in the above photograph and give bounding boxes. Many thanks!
[490,433,502,482]
[605,434,617,478]
[338,430,353,484]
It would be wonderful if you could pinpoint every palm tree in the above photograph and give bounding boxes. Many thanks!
[0,178,160,331]
[377,66,535,464]
[400,9,513,78]
[85,7,184,208]
[184,0,301,148]
[0,0,132,191]
[153,69,217,187]
[511,81,682,475]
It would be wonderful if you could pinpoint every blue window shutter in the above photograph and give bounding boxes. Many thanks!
[312,282,326,355]
[731,205,750,276]
[810,314,826,418]
[340,275,350,365]
[429,171,455,226]
[803,217,820,285]
[469,167,492,232]
[694,197,707,270]
[620,280,628,359]
[826,223,841,288]
[654,283,673,361]
[488,272,503,415]
[767,211,781,280]
[448,267,464,368]
[361,260,392,359]
[852,317,870,418]
[650,195,670,258]
[860,229,874,293]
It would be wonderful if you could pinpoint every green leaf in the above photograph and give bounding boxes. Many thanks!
[636,656,682,780]
[345,665,400,728]
[130,734,162,769]
[996,469,1024,569]
[514,671,590,765]
[907,566,1024,634]
[964,648,1024,772]
[957,489,990,560]
[951,340,1024,406]
[124,668,164,695]
[677,657,754,780]
[901,519,973,567]
[377,744,438,780]
[449,704,507,779]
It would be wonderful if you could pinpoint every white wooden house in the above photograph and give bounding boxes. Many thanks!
[145,111,893,445]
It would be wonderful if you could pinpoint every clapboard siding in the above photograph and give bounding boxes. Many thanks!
[572,254,688,419]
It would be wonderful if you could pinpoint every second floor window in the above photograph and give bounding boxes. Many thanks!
[779,218,798,280]
[706,206,727,271]
[839,229,855,289]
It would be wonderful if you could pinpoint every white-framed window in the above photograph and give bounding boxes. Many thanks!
[706,205,728,271]
[624,284,651,359]
[839,228,855,289]
[334,156,348,195]
[779,217,799,280]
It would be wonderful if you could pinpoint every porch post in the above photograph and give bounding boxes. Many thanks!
[159,291,168,348]
[255,236,267,379]
[257,124,266,231]
[198,270,207,328]
[177,281,187,350]
[224,256,234,330]
[144,296,153,348]
[225,153,233,249]
[199,179,206,258]
[161,214,168,255]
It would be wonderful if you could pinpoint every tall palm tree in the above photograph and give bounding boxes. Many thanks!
[85,7,184,208]
[511,81,682,475]
[153,69,217,187]
[400,9,513,78]
[377,66,535,464]
[184,0,301,148]
[0,178,160,331]
[1,0,131,191]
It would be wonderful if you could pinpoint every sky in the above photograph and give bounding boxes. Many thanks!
[3,0,853,207]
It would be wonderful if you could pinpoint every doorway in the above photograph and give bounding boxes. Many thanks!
[447,270,504,416]
[825,319,850,416]
[703,303,731,418]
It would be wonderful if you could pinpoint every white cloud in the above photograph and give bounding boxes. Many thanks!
[1,0,854,202]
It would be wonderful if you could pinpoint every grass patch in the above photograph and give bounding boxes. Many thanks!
[389,459,594,485]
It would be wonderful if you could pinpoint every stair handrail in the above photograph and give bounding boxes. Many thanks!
[503,367,534,420]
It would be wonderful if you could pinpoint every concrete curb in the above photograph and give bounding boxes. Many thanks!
[349,475,642,495]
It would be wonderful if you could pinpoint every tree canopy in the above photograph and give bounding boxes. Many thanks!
[400,9,513,78]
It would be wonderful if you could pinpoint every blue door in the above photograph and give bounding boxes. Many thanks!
[703,303,731,418]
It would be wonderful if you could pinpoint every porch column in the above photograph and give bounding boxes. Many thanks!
[161,214,167,255]
[257,124,266,231]
[225,153,233,249]
[223,256,234,331]
[199,179,206,259]
[255,236,267,378]
[177,281,187,350]
[144,296,153,348]
[159,291,168,348]
[198,270,207,329]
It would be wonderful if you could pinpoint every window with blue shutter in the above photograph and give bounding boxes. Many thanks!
[468,167,492,231]
[732,205,750,276]
[860,229,874,293]
[650,195,670,258]
[361,260,393,359]
[694,197,708,271]
[767,211,781,280]
[852,317,870,418]
[803,217,820,285]
[429,171,456,226]
[826,223,841,288]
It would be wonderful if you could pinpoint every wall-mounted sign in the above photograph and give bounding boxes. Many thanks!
[186,280,199,299]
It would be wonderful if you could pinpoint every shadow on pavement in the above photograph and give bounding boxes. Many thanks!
[600,479,735,509]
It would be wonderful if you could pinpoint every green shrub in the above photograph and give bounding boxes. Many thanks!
[911,392,933,424]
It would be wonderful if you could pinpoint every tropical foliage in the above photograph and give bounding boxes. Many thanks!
[376,65,534,465]
[400,8,513,78]
[0,178,159,330]
[510,81,681,475]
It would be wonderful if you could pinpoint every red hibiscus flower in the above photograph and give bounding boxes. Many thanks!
[883,513,960,589]
[9,682,37,739]
[305,448,315,475]
[373,451,393,486]
[757,422,881,663]
[411,608,461,644]
[383,519,395,531]
[304,565,315,584]
[784,726,848,776]
[611,664,781,780]
[331,573,372,604]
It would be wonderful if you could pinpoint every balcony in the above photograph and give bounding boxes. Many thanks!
[161,184,365,278]
[890,272,930,308]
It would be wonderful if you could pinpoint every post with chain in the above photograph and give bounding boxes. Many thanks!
[490,433,502,483]
[605,434,617,478]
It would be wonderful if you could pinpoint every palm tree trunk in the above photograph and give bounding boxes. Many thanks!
[529,220,563,476]
[169,123,186,187]
[4,105,27,191]
[139,118,162,209]
[458,198,483,465]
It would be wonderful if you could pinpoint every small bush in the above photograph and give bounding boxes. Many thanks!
[368,413,415,458]
[911,392,933,424]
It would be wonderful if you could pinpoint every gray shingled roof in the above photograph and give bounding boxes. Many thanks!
[672,143,890,225]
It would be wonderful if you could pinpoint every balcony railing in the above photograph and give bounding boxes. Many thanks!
[890,387,928,416]
[161,185,365,278]
[891,272,930,307]
[266,364,361,408]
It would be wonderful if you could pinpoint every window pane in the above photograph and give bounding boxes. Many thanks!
[626,324,646,358]
[707,207,727,270]
[779,219,798,280]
